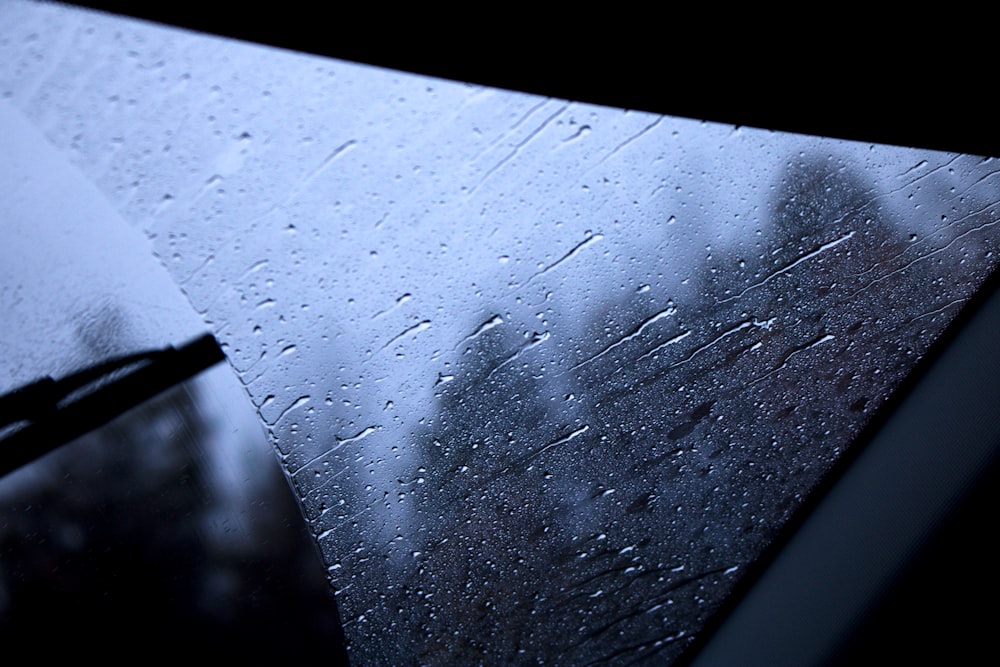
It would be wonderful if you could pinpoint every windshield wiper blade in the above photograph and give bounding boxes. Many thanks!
[0,333,225,478]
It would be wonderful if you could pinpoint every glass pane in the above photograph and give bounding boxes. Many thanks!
[0,91,204,392]
[4,2,999,663]
[0,80,342,659]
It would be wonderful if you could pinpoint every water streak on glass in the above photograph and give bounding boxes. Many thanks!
[3,2,999,663]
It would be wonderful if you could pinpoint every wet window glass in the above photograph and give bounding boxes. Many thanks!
[0,86,342,658]
[3,2,999,663]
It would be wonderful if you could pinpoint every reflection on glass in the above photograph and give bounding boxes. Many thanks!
[2,2,999,663]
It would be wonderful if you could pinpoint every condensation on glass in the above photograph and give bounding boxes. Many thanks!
[3,2,999,663]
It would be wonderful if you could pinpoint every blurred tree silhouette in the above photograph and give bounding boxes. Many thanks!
[382,152,972,665]
[0,305,344,662]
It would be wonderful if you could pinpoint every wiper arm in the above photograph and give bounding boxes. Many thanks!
[0,333,225,478]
